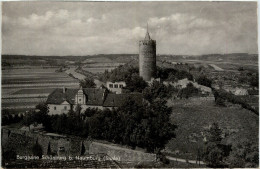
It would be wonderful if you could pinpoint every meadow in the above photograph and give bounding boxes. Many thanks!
[165,98,258,160]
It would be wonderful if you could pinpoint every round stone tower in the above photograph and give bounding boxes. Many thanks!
[139,24,156,81]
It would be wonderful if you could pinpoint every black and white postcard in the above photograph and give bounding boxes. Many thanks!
[1,1,258,168]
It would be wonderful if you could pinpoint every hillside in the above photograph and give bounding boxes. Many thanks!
[3,53,257,67]
[165,97,259,160]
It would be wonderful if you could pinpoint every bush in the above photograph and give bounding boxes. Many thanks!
[156,67,193,81]
[2,149,17,163]
[80,78,96,88]
[143,81,174,102]
[32,142,43,158]
[213,89,258,115]
[197,76,212,88]
[99,65,147,93]
[215,97,226,107]
[226,139,258,168]
[85,99,176,153]
[178,83,199,98]
[250,74,258,88]
[203,123,227,167]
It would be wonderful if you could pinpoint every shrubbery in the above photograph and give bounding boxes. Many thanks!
[25,98,175,153]
[80,78,96,88]
[203,123,229,167]
[226,138,258,168]
[178,83,199,99]
[197,76,212,88]
[213,89,258,115]
[2,113,23,126]
[99,65,147,92]
[203,123,259,168]
[143,81,176,102]
[156,67,193,81]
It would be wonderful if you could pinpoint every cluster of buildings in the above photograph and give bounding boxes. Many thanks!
[47,26,157,115]
[46,87,142,115]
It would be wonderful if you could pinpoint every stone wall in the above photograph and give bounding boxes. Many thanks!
[2,128,83,157]
[89,142,156,162]
[2,128,156,162]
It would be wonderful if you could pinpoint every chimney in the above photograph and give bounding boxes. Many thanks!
[63,86,66,93]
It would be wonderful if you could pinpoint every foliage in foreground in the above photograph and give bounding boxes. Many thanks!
[226,138,259,168]
[203,123,227,167]
[203,122,259,168]
[23,99,175,153]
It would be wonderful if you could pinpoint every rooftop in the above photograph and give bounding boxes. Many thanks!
[46,88,143,107]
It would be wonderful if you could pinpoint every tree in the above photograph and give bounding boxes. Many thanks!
[215,97,226,107]
[125,74,147,92]
[2,149,17,164]
[208,123,222,143]
[197,76,212,88]
[204,142,225,167]
[22,102,52,130]
[203,123,226,167]
[86,97,176,153]
[143,81,170,103]
[47,142,52,155]
[226,139,258,168]
[250,74,258,88]
[80,78,96,88]
[32,141,43,158]
[81,142,86,155]
[178,83,198,98]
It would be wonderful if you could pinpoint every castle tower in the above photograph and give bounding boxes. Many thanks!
[139,23,156,81]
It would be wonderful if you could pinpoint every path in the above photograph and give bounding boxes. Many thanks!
[166,155,205,165]
[65,67,104,88]
[65,67,85,81]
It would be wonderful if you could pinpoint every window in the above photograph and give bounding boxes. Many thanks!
[64,106,67,110]
[79,99,81,102]
[109,84,113,88]
[119,84,123,88]
[114,84,118,88]
[54,107,56,110]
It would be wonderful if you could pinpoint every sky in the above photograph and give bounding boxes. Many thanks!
[2,1,258,56]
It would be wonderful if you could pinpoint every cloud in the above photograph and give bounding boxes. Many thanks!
[2,2,258,55]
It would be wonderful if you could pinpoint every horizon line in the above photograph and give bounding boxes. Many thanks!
[1,52,258,57]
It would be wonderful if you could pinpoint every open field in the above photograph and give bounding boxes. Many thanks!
[2,68,80,112]
[82,62,125,73]
[165,98,259,160]
[11,88,56,95]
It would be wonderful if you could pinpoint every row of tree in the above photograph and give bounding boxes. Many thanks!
[213,89,258,115]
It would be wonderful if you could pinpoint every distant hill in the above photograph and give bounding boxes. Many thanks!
[158,53,258,63]
[2,53,257,67]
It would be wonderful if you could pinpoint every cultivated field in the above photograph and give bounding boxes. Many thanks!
[2,68,79,114]
[82,58,125,73]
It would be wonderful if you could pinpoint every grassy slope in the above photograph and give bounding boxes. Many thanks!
[165,98,259,160]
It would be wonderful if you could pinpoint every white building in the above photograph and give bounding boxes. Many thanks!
[46,87,142,115]
[106,81,126,94]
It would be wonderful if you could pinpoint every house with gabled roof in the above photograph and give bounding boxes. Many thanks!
[46,87,143,115]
